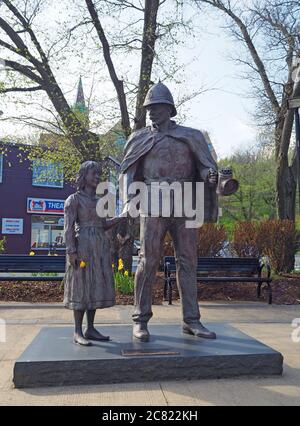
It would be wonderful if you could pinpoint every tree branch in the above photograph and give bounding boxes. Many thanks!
[3,0,48,64]
[0,38,21,55]
[3,58,43,84]
[0,16,42,69]
[85,0,131,136]
[195,0,281,114]
[0,85,43,93]
[133,0,160,130]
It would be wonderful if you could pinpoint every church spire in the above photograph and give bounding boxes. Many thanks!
[74,76,88,115]
[74,76,89,128]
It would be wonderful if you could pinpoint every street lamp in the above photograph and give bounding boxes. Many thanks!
[288,96,300,209]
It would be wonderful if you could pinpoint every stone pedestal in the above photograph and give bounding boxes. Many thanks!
[13,323,283,388]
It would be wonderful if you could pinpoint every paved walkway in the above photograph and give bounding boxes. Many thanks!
[0,301,299,406]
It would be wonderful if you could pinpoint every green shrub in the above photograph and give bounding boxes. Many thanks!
[114,271,134,295]
[31,272,59,277]
[218,217,235,239]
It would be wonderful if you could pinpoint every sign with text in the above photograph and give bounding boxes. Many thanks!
[2,218,23,235]
[27,198,65,214]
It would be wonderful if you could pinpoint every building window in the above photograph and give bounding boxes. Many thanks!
[32,160,64,188]
[31,215,65,250]
[0,154,3,183]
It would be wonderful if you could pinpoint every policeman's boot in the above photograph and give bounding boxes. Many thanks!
[182,322,216,339]
[133,322,150,342]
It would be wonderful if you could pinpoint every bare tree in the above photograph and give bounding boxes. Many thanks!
[1,1,202,147]
[0,0,102,160]
[81,0,198,271]
[194,0,300,223]
[132,0,160,130]
[0,0,209,271]
[83,0,194,134]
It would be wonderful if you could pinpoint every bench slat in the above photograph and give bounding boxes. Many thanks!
[0,255,66,273]
[0,276,64,281]
[167,276,271,282]
[163,255,272,305]
[164,256,260,275]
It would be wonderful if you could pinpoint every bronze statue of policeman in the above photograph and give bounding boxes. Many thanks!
[120,82,220,342]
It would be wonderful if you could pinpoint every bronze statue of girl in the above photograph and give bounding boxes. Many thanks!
[64,161,124,346]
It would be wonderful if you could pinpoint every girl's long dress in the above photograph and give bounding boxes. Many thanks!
[63,191,115,310]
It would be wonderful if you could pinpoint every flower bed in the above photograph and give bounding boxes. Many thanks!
[0,273,299,305]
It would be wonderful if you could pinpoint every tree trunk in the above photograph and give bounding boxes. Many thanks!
[276,155,296,221]
[275,81,298,221]
[275,109,297,271]
[85,0,131,138]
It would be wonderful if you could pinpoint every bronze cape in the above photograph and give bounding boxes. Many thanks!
[120,121,218,222]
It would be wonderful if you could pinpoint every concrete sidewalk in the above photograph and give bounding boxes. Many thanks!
[0,301,299,406]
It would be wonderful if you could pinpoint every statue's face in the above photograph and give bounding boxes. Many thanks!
[85,167,100,189]
[147,103,172,126]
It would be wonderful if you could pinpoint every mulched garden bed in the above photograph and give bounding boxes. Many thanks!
[0,272,299,305]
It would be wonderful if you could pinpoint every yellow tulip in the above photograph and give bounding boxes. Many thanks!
[80,260,86,268]
[29,251,35,256]
[112,263,115,268]
[118,258,124,271]
[124,270,129,277]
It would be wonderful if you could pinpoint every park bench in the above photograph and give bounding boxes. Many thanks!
[164,256,272,305]
[0,255,66,281]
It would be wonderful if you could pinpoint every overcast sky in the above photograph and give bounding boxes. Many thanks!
[0,1,259,159]
[170,11,257,158]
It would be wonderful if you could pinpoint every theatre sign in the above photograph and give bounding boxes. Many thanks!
[27,198,65,215]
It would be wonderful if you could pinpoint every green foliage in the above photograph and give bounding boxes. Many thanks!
[219,149,276,224]
[31,272,59,277]
[218,217,235,240]
[17,138,82,184]
[72,106,89,130]
[16,126,124,183]
[295,214,300,231]
[0,237,6,254]
[114,271,134,295]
